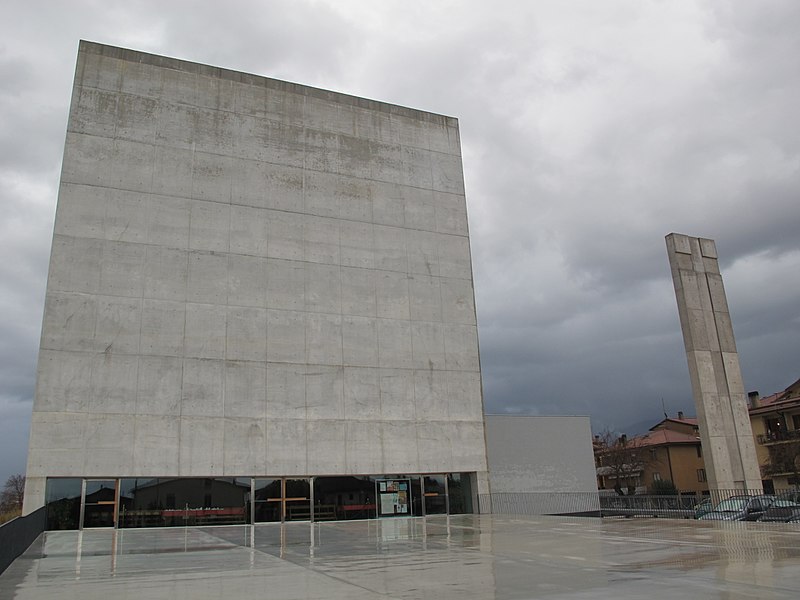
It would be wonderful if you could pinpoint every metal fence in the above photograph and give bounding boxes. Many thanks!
[479,488,800,522]
[0,507,45,575]
[598,493,697,518]
[598,488,800,519]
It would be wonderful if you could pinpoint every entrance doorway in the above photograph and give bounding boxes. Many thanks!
[254,478,311,522]
[422,475,447,515]
[81,480,117,528]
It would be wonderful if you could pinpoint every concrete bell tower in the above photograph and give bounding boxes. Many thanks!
[665,233,762,492]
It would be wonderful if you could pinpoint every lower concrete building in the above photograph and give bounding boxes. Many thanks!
[25,41,490,529]
[485,415,600,515]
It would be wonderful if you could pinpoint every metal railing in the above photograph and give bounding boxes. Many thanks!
[479,488,800,521]
[599,493,697,518]
[757,429,800,444]
[0,507,45,575]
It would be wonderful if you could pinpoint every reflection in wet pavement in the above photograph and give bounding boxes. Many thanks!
[2,515,800,599]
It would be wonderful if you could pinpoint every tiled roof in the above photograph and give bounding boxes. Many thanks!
[634,429,701,447]
[750,393,800,416]
[648,416,698,431]
[749,377,800,415]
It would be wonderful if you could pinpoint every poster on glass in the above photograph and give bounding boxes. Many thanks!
[375,478,411,517]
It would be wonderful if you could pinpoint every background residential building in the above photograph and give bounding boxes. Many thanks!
[596,379,800,497]
[748,378,800,493]
[595,412,707,495]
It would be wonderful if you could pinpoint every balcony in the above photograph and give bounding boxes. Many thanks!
[757,428,800,445]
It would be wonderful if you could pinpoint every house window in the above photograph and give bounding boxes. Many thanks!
[652,473,662,482]
[697,469,707,482]
[793,415,800,430]
[696,445,702,458]
[765,418,782,434]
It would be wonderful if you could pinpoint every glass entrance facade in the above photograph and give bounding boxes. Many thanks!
[116,478,251,527]
[44,472,476,530]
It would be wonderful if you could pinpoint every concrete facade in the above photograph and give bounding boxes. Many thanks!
[665,233,761,491]
[24,41,489,513]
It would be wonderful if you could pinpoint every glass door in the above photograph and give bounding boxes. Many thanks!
[81,479,118,528]
[254,479,282,522]
[254,478,311,522]
[422,475,447,515]
[284,479,311,521]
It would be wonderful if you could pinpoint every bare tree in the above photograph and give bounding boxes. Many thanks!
[594,430,656,495]
[1,474,25,511]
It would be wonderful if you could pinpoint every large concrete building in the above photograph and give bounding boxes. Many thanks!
[24,41,490,527]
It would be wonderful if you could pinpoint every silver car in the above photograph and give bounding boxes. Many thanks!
[758,492,800,523]
[698,495,775,521]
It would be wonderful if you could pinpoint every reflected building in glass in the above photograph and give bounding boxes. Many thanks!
[24,41,490,529]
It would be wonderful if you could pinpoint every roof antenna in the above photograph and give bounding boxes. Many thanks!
[661,397,668,420]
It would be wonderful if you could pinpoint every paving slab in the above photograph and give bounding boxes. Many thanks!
[2,515,800,599]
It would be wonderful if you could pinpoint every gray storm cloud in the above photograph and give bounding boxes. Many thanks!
[0,0,798,483]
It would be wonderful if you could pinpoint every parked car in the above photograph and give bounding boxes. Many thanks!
[693,498,713,519]
[698,495,775,521]
[758,492,800,523]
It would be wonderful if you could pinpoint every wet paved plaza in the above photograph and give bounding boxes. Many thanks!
[2,514,800,599]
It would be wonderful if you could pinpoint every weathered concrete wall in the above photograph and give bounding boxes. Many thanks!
[665,233,761,491]
[483,415,599,514]
[24,41,489,512]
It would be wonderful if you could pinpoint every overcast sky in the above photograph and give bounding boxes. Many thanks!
[1,1,798,485]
